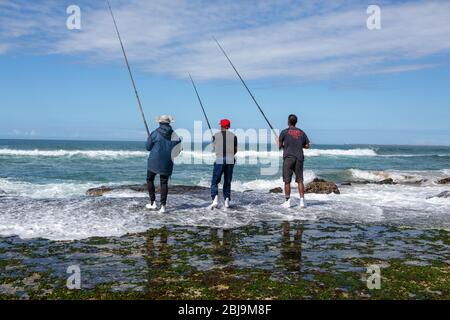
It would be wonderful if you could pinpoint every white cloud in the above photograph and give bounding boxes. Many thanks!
[1,0,450,80]
[371,63,438,75]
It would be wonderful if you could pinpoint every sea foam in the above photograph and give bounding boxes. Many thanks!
[196,170,317,192]
[349,169,428,183]
[1,182,449,240]
[0,147,378,159]
[0,178,101,198]
[0,148,146,159]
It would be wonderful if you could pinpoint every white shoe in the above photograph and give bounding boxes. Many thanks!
[159,205,166,213]
[224,198,230,208]
[282,198,292,208]
[209,195,219,210]
[145,202,157,210]
[300,198,306,209]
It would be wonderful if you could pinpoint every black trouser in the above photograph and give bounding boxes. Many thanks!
[147,171,169,206]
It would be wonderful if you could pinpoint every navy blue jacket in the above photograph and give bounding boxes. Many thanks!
[146,124,181,176]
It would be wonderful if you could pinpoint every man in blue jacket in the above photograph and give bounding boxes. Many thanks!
[145,115,182,213]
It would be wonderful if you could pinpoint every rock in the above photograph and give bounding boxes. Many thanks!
[354,177,424,185]
[375,178,395,185]
[437,177,450,184]
[427,191,450,199]
[407,179,427,185]
[269,187,283,193]
[436,191,450,198]
[86,184,209,197]
[340,182,352,186]
[86,184,144,196]
[305,178,340,194]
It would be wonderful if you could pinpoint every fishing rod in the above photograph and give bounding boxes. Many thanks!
[106,0,150,137]
[213,37,278,140]
[188,73,213,138]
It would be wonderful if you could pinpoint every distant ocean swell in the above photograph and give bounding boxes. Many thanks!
[5,147,450,160]
[2,147,450,160]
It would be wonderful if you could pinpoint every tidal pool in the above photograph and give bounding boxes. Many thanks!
[0,220,449,299]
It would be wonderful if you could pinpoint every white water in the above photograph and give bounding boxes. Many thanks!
[0,147,378,159]
[0,148,146,159]
[3,168,446,200]
[349,169,447,184]
[2,147,449,160]
[196,170,317,192]
[0,177,449,240]
[0,171,316,198]
[0,178,99,198]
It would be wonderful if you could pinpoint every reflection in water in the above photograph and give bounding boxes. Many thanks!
[278,222,303,272]
[146,227,170,267]
[144,224,304,273]
[143,223,304,296]
[210,228,233,266]
[145,227,172,297]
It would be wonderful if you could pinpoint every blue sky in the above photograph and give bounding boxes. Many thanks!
[0,0,449,144]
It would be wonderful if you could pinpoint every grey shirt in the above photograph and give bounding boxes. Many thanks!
[279,126,310,160]
[213,130,238,164]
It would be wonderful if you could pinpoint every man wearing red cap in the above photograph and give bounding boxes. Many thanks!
[209,119,238,209]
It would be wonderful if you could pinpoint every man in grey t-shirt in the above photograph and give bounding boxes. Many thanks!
[209,119,238,209]
[278,114,310,208]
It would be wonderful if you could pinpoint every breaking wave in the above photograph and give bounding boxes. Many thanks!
[196,170,317,192]
[305,148,377,157]
[0,171,317,199]
[0,148,146,159]
[349,169,431,184]
[1,181,449,240]
[0,178,101,198]
[0,147,378,159]
[1,168,446,200]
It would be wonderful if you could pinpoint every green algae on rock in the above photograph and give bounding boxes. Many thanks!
[0,221,448,300]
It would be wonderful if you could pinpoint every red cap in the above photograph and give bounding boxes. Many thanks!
[220,119,231,129]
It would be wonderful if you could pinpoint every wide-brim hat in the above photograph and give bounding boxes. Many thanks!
[156,115,174,124]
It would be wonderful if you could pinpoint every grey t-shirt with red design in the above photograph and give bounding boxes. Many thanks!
[279,126,310,160]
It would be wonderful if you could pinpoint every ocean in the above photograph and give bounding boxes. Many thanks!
[0,139,449,240]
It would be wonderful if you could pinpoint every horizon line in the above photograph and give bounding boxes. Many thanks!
[0,137,449,148]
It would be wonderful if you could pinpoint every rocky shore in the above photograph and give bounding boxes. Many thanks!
[1,221,448,300]
[1,178,448,300]
[438,177,450,184]
[86,184,209,196]
[87,179,341,197]
[428,191,450,199]
[305,178,340,194]
[86,175,450,200]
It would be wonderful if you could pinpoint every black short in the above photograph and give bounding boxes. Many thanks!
[283,157,304,183]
